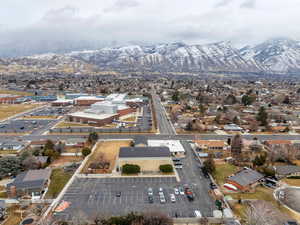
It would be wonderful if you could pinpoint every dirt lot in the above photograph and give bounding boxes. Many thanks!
[55,121,91,128]
[0,104,39,120]
[50,156,83,168]
[82,140,131,174]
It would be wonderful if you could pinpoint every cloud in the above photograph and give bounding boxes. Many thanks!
[0,0,299,57]
[240,0,256,9]
[104,0,140,12]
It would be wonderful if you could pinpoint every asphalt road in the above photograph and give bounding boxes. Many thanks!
[152,94,176,135]
[3,133,300,143]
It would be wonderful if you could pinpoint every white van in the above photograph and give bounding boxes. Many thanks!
[194,210,202,218]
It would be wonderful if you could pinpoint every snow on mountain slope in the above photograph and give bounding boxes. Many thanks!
[239,38,300,73]
[3,38,300,74]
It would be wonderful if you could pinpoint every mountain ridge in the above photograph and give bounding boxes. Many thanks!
[1,38,300,75]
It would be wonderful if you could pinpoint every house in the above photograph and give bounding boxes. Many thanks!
[35,156,49,167]
[30,140,50,150]
[224,124,243,132]
[65,138,86,148]
[0,200,6,220]
[7,168,52,199]
[274,165,300,178]
[226,168,264,191]
[195,140,228,151]
[0,140,25,151]
[117,146,172,172]
[264,140,292,148]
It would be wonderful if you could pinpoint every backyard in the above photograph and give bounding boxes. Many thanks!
[213,163,238,185]
[82,140,131,174]
[45,168,72,198]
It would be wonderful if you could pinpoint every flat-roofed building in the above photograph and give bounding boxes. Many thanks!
[117,146,172,172]
[67,112,118,126]
[148,140,185,157]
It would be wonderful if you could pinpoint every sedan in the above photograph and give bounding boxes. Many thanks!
[174,188,179,195]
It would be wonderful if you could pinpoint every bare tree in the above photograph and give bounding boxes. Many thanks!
[244,201,285,225]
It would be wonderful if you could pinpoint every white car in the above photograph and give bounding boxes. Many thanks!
[174,188,179,195]
[160,195,166,204]
[170,194,176,203]
[179,187,185,195]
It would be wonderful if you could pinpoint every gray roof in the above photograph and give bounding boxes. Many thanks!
[227,168,264,187]
[0,200,5,209]
[7,168,51,190]
[275,165,300,176]
[119,146,170,158]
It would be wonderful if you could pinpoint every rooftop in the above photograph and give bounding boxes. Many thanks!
[7,168,52,190]
[119,146,171,158]
[68,112,117,120]
[148,140,185,153]
[227,168,264,187]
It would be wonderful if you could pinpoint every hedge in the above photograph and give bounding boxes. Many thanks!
[122,164,141,174]
[159,164,173,173]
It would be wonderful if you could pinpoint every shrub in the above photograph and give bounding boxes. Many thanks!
[122,164,140,174]
[82,147,91,157]
[159,164,173,173]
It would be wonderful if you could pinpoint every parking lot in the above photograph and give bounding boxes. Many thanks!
[27,107,71,117]
[55,141,215,221]
[0,119,56,133]
[55,176,214,221]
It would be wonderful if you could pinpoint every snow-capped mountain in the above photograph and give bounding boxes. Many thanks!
[2,38,300,75]
[239,38,300,73]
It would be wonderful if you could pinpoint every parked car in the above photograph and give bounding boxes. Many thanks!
[170,194,176,203]
[159,195,166,204]
[148,195,154,203]
[210,182,217,189]
[184,187,194,201]
[148,187,153,196]
[194,210,202,218]
[174,188,179,195]
[116,191,121,197]
[179,187,185,195]
[159,187,164,194]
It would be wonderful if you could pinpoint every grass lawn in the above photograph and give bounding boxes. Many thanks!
[0,150,18,155]
[213,163,238,185]
[121,116,136,122]
[229,185,300,222]
[230,186,275,202]
[0,191,7,198]
[0,89,33,96]
[282,178,300,186]
[45,168,72,198]
[23,115,58,119]
[2,205,22,225]
[231,203,247,220]
[0,104,39,121]
[82,140,131,174]
[55,121,91,128]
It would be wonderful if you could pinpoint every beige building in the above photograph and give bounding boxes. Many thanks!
[117,146,172,172]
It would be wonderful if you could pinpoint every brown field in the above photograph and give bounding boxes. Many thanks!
[0,90,33,96]
[82,140,131,174]
[0,104,39,120]
[50,156,83,168]
[23,115,58,119]
[55,121,91,128]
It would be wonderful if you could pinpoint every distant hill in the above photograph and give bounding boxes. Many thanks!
[1,38,300,75]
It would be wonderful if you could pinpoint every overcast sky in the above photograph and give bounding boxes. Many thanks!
[0,0,299,51]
